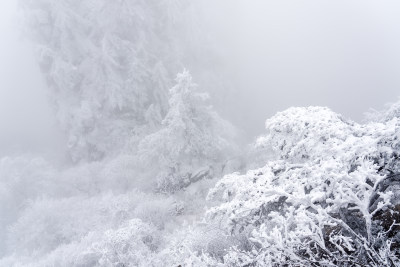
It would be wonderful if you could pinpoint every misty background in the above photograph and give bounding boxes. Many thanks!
[1,0,400,143]
[0,0,53,156]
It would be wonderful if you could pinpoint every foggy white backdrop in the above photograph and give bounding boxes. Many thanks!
[202,0,400,138]
[1,0,400,142]
[0,0,53,156]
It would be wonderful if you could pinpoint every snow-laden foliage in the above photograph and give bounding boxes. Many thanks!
[20,0,197,162]
[138,70,235,192]
[0,157,56,256]
[3,1,400,266]
[206,107,400,266]
[0,182,186,266]
[366,98,400,123]
[2,105,400,266]
[0,70,236,266]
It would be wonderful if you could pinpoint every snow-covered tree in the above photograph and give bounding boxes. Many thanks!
[20,0,198,162]
[138,70,235,192]
[366,97,400,123]
[205,106,400,266]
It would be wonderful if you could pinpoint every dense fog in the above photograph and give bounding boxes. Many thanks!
[200,0,400,136]
[1,1,400,266]
[2,1,400,139]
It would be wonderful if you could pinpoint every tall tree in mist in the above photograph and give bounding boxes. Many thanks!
[21,0,197,162]
[138,70,235,192]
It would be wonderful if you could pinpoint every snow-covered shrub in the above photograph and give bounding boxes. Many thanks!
[206,107,400,266]
[0,156,57,256]
[1,190,184,266]
[151,223,233,267]
[6,193,136,257]
[2,218,162,267]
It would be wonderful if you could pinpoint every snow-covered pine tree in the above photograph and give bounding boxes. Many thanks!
[138,70,235,193]
[20,0,196,162]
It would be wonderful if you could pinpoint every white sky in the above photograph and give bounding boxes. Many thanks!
[203,0,400,137]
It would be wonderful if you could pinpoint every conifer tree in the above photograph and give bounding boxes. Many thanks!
[21,0,195,162]
[138,70,234,192]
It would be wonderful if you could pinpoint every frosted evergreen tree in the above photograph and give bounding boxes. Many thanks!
[138,70,235,193]
[20,0,197,162]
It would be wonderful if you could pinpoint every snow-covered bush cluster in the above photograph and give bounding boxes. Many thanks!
[1,1,400,266]
[205,106,400,266]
